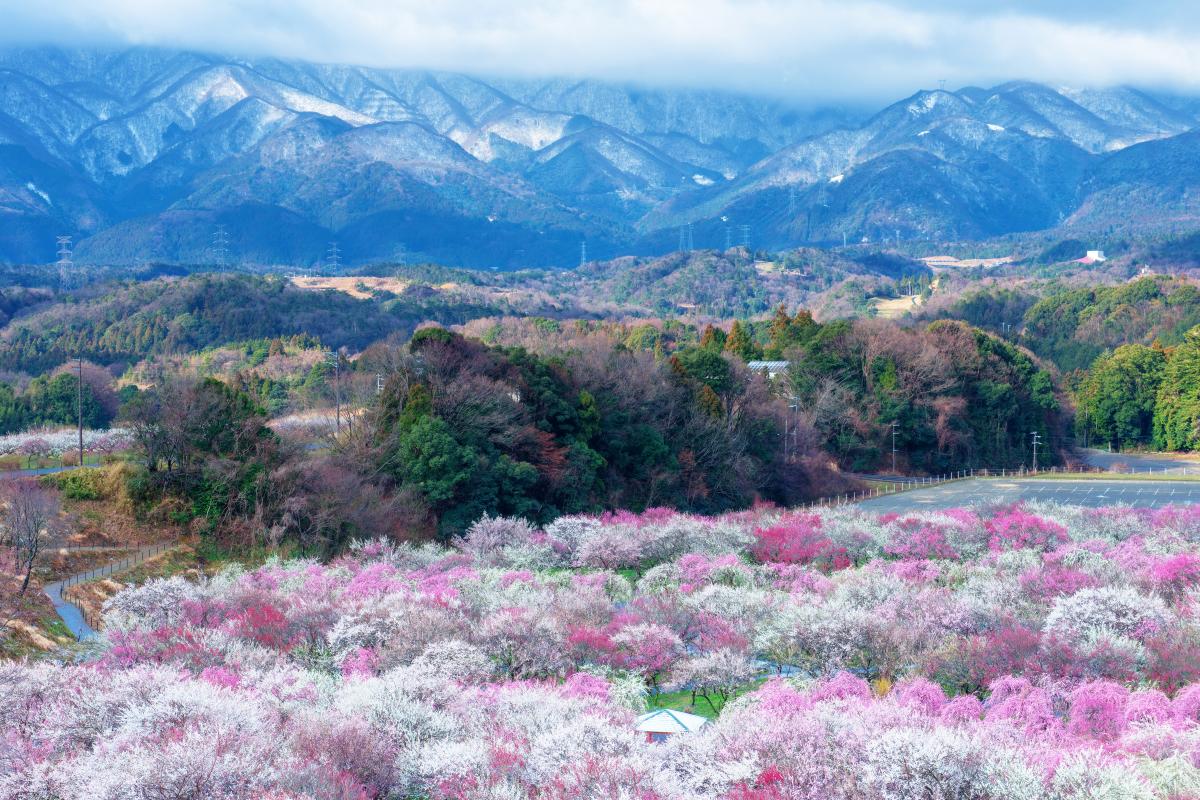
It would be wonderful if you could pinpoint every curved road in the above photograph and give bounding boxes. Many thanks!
[42,543,172,640]
[1077,448,1200,474]
[858,477,1200,513]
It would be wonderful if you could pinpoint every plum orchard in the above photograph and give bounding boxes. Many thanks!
[8,502,1200,798]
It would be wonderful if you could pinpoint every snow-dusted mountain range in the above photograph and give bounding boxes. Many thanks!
[0,46,1197,268]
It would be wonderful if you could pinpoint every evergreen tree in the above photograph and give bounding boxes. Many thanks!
[724,320,762,361]
[1076,344,1166,450]
[1155,328,1200,451]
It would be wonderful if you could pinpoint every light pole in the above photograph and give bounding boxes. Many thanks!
[891,421,899,474]
[327,350,342,434]
[77,356,84,468]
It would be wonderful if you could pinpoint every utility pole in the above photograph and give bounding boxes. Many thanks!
[77,355,84,469]
[891,421,899,474]
[1031,430,1041,471]
[328,350,342,434]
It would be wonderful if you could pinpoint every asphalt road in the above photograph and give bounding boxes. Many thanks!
[857,477,1200,512]
[1077,448,1200,474]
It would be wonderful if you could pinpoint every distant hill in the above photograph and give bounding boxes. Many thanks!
[1,46,1198,267]
[0,272,537,374]
[1020,276,1200,372]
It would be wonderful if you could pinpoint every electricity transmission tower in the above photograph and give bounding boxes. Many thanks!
[326,241,342,271]
[788,185,796,217]
[721,216,731,250]
[740,224,751,250]
[212,225,229,268]
[55,235,73,286]
[579,240,587,268]
[678,223,694,253]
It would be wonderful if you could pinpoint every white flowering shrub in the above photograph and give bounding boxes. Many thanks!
[8,502,1200,798]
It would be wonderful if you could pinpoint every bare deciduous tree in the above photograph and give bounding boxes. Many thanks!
[1,480,63,597]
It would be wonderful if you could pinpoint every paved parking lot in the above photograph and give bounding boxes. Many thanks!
[857,478,1200,512]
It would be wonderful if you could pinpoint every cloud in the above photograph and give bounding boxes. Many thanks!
[3,0,1200,100]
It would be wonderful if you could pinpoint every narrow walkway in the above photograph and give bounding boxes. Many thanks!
[42,542,174,640]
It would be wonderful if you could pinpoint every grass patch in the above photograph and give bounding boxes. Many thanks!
[193,538,316,573]
[648,678,768,719]
[120,545,200,584]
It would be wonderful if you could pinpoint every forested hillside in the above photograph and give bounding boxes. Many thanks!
[1021,277,1200,373]
[466,310,1062,475]
[1076,328,1200,452]
[0,273,517,374]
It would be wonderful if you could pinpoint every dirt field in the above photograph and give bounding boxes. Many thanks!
[921,255,1013,269]
[290,276,415,298]
[871,294,923,318]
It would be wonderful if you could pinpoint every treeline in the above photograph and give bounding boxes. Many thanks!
[759,308,1059,472]
[469,309,1064,474]
[0,273,516,375]
[935,276,1200,374]
[117,328,852,547]
[1022,277,1200,373]
[0,365,119,434]
[129,335,338,418]
[1075,327,1200,451]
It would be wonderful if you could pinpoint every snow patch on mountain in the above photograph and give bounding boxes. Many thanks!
[24,182,50,205]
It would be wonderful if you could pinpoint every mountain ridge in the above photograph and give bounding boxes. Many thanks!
[0,45,1197,268]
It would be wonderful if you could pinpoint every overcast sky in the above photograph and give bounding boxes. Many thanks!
[4,0,1200,101]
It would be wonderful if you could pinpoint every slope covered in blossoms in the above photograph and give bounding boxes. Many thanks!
[7,502,1200,798]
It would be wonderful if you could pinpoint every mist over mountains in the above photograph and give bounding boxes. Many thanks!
[1,46,1198,269]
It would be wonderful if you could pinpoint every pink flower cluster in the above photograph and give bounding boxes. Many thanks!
[5,502,1200,797]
